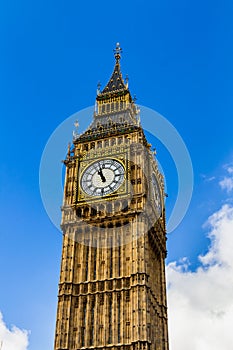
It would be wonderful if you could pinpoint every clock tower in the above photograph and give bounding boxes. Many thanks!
[54,44,169,350]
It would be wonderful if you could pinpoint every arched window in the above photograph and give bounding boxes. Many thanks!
[107,203,112,213]
[115,201,120,213]
[111,138,116,146]
[84,207,89,218]
[91,207,97,217]
[122,200,128,212]
[76,208,82,218]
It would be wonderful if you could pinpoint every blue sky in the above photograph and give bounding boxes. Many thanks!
[1,1,233,349]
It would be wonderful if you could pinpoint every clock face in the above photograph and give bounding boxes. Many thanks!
[152,173,162,214]
[81,159,125,197]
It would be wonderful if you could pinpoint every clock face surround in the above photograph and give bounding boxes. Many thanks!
[81,159,125,197]
[152,173,162,214]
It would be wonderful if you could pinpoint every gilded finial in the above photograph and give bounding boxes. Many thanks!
[114,42,122,61]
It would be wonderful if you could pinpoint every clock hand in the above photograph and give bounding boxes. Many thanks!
[97,166,106,183]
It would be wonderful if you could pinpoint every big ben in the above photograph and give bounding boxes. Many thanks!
[54,43,169,350]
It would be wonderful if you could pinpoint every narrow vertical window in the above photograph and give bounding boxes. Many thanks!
[85,245,89,280]
[117,295,121,343]
[93,245,97,280]
[118,239,121,276]
[126,321,130,339]
[90,299,95,346]
[108,296,112,344]
[81,299,87,347]
[110,237,113,278]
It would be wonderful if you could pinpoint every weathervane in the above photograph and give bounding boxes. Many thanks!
[114,42,122,61]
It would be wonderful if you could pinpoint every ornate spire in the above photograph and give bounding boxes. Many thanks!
[100,43,127,95]
[96,43,132,113]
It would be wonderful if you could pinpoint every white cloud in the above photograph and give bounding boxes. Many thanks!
[0,312,29,350]
[204,175,216,182]
[167,204,233,350]
[219,177,233,193]
[219,165,233,193]
[226,166,233,174]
